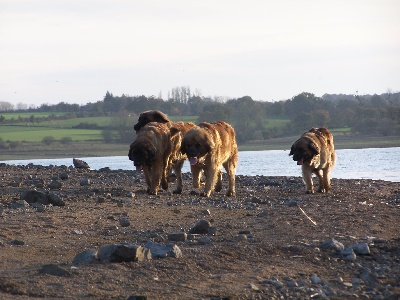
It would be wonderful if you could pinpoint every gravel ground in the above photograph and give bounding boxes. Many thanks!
[0,162,399,299]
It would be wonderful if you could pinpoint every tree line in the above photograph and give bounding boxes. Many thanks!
[1,88,400,144]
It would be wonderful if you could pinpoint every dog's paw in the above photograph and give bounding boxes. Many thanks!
[226,190,235,197]
[173,188,182,194]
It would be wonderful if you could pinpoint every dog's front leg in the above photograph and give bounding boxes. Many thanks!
[302,165,314,194]
[143,165,152,194]
[201,167,217,197]
[191,165,202,188]
[149,160,164,195]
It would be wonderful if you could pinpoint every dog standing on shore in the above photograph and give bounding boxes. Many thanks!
[133,110,195,194]
[180,121,238,197]
[289,127,336,193]
[128,122,175,195]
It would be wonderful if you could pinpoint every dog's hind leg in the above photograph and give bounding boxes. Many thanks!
[322,167,331,192]
[223,160,236,196]
[214,169,223,192]
[172,160,184,194]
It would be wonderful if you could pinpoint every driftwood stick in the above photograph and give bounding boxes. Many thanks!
[299,206,317,226]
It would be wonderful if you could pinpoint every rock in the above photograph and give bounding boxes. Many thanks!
[127,191,135,198]
[39,264,72,277]
[48,180,62,190]
[189,219,211,234]
[21,190,50,205]
[198,236,212,244]
[263,278,284,289]
[80,178,91,186]
[11,240,25,246]
[286,279,298,287]
[73,158,90,169]
[59,172,69,180]
[119,217,130,227]
[235,234,248,242]
[47,193,65,206]
[98,244,151,263]
[310,274,323,284]
[144,241,182,259]
[320,238,344,251]
[352,242,370,255]
[341,246,357,260]
[127,296,147,300]
[359,268,379,286]
[168,232,187,242]
[11,200,30,209]
[72,249,98,265]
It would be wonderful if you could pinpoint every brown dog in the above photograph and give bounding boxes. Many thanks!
[181,121,238,197]
[128,122,175,195]
[289,127,336,193]
[133,110,195,194]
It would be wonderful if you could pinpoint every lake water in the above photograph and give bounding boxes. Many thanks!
[2,147,400,182]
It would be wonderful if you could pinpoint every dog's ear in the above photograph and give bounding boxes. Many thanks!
[204,139,215,152]
[180,142,187,155]
[153,111,170,124]
[289,145,294,156]
[308,142,320,155]
[170,126,180,137]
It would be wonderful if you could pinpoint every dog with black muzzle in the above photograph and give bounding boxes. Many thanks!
[133,110,195,194]
[289,127,336,194]
[180,121,238,197]
[128,122,175,195]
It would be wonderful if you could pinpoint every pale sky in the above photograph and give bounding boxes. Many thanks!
[1,0,399,107]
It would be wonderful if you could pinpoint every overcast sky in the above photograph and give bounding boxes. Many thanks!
[1,0,399,106]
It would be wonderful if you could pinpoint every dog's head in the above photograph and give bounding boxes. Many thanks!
[289,138,319,165]
[133,110,171,133]
[181,126,214,165]
[128,140,156,171]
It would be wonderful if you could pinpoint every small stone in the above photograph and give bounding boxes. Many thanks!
[119,218,130,227]
[127,191,135,198]
[73,158,90,169]
[39,264,72,277]
[352,242,370,255]
[310,274,323,284]
[286,279,298,287]
[189,219,211,234]
[320,238,344,251]
[11,240,25,246]
[97,196,106,203]
[198,236,212,244]
[168,232,187,242]
[235,234,247,242]
[59,173,69,180]
[11,200,30,209]
[72,249,98,265]
[80,178,91,186]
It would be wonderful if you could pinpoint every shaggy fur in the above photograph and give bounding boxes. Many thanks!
[133,110,195,194]
[289,127,336,193]
[181,121,238,197]
[128,122,175,195]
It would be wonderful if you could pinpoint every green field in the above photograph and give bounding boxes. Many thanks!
[0,125,103,141]
[0,112,68,120]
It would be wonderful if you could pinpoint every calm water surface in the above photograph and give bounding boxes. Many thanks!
[2,147,400,182]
